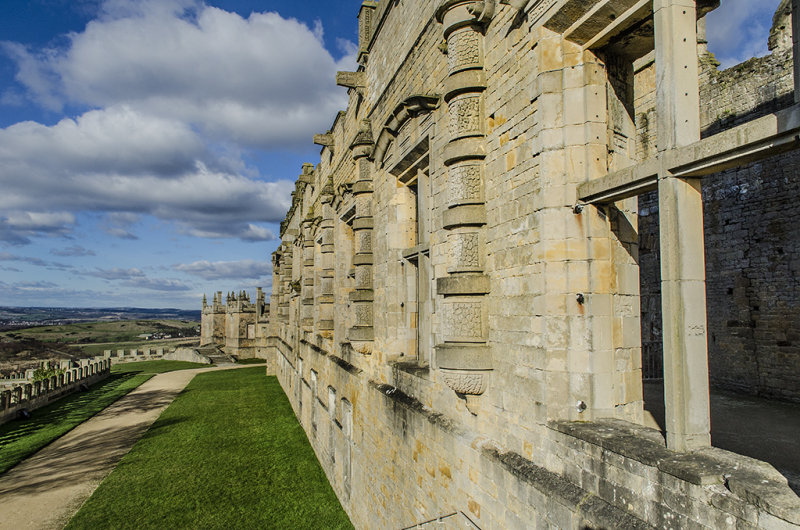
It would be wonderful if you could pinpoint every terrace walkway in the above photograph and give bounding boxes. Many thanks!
[0,365,243,530]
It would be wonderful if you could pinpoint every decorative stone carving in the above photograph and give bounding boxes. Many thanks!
[440,368,488,395]
[449,95,482,137]
[447,28,482,72]
[442,301,483,339]
[354,303,373,326]
[355,266,372,289]
[357,230,373,253]
[448,163,483,204]
[449,232,480,270]
[314,133,334,147]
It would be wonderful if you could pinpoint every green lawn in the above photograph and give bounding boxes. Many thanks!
[111,360,209,374]
[67,368,353,530]
[0,360,208,475]
[0,373,151,474]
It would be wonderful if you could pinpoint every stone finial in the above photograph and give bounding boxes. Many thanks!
[336,71,367,89]
[202,294,207,308]
[358,1,378,63]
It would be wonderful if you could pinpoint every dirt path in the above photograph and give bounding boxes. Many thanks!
[0,365,248,529]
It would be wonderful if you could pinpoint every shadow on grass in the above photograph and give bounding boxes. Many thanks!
[0,417,185,497]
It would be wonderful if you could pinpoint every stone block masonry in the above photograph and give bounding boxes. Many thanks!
[245,0,800,527]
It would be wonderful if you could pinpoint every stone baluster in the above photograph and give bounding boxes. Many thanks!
[434,0,494,413]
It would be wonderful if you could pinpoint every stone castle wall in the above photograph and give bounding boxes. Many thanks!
[265,1,800,528]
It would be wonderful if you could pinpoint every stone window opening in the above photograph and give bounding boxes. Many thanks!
[400,167,434,367]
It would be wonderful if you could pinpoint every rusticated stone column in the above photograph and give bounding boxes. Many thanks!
[348,120,376,344]
[435,0,493,414]
[317,178,336,336]
[301,223,315,331]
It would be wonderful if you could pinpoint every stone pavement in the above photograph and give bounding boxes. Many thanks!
[0,364,248,529]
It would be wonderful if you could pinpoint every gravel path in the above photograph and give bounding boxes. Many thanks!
[0,365,246,529]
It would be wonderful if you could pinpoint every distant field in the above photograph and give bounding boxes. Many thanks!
[0,320,199,346]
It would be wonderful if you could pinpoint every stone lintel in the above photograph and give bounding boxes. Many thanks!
[353,217,374,230]
[303,278,314,286]
[302,298,314,306]
[336,71,367,89]
[313,133,334,147]
[318,320,335,331]
[348,326,374,341]
[321,243,335,253]
[442,204,486,228]
[303,240,314,248]
[437,274,490,295]
[443,70,487,102]
[435,343,492,371]
[443,136,486,166]
[578,104,800,205]
[303,259,314,267]
[349,289,374,302]
[353,253,374,266]
[317,294,335,304]
[353,181,373,194]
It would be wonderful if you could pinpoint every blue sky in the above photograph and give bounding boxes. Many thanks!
[0,0,784,309]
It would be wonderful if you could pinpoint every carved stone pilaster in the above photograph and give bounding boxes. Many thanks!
[317,200,335,334]
[436,0,492,412]
[348,120,376,345]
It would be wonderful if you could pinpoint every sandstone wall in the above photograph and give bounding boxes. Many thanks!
[266,1,800,528]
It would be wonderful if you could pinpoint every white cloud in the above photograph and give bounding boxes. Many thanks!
[0,0,353,245]
[6,1,351,149]
[87,267,146,280]
[175,259,271,280]
[706,0,782,69]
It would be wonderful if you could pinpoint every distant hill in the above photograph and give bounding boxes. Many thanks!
[0,307,201,330]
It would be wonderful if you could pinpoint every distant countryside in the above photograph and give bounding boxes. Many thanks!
[0,307,201,376]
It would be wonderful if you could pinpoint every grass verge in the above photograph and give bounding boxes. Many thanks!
[111,360,209,375]
[0,373,151,474]
[67,367,353,529]
[235,357,267,365]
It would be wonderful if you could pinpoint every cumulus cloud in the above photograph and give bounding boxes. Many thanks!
[5,0,351,148]
[706,0,782,68]
[175,259,271,280]
[0,0,353,245]
[51,245,96,257]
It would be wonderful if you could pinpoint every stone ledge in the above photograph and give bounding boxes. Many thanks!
[443,69,487,102]
[485,449,652,530]
[349,289,374,302]
[353,217,374,230]
[348,326,374,341]
[549,418,800,525]
[353,253,374,265]
[443,136,486,166]
[437,274,490,295]
[353,181,373,194]
[442,204,486,228]
[436,343,491,370]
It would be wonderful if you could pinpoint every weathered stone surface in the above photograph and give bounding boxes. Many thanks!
[210,1,800,528]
